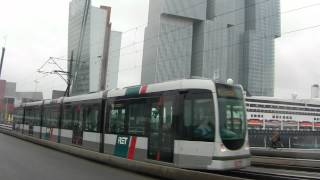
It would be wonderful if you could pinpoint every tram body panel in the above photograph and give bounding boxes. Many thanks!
[82,131,101,151]
[60,129,73,145]
[173,140,214,169]
[104,134,148,161]
[12,79,250,171]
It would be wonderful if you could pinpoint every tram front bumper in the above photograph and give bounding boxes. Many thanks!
[207,157,251,170]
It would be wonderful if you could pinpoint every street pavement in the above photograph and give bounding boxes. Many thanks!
[0,133,161,180]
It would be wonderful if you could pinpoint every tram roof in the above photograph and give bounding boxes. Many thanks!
[63,91,104,103]
[23,101,43,107]
[106,79,217,98]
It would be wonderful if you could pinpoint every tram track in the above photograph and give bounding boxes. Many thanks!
[230,168,320,180]
[251,155,320,172]
[211,156,320,179]
[212,166,320,180]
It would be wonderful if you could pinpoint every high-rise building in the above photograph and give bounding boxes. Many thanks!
[68,0,122,96]
[106,31,122,90]
[141,0,280,96]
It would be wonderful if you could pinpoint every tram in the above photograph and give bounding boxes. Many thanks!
[13,79,250,170]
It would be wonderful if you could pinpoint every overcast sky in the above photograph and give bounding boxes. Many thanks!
[0,0,320,99]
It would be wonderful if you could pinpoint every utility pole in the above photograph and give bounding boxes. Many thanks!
[99,6,112,91]
[0,36,7,78]
[65,51,74,97]
[0,47,5,77]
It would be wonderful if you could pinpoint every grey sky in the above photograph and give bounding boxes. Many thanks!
[0,0,320,99]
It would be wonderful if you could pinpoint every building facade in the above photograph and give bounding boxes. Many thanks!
[106,31,122,90]
[141,0,280,96]
[0,80,15,123]
[0,80,43,124]
[68,0,121,96]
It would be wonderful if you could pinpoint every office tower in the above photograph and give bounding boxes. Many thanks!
[141,0,280,96]
[68,0,122,95]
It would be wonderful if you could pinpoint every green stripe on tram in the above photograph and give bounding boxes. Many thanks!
[125,86,141,96]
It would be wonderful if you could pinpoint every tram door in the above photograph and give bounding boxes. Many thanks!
[148,96,175,163]
[72,105,83,145]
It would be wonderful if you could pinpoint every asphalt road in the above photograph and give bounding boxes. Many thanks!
[0,133,161,180]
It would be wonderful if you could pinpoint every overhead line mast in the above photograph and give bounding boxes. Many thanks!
[0,47,5,78]
[0,36,7,78]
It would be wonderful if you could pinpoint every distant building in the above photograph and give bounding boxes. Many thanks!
[0,80,43,123]
[68,0,122,96]
[106,31,122,90]
[141,0,280,96]
[0,80,16,123]
[15,92,43,105]
[52,90,65,99]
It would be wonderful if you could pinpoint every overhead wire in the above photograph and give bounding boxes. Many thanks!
[12,1,320,96]
[107,0,272,56]
[103,1,320,75]
[108,1,320,60]
[106,21,320,76]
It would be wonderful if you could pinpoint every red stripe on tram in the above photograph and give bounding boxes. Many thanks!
[128,136,137,160]
[139,85,148,94]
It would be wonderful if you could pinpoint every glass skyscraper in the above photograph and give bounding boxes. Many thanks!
[68,0,122,96]
[141,0,280,96]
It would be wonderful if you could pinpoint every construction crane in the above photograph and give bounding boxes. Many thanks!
[0,46,5,78]
[0,36,6,78]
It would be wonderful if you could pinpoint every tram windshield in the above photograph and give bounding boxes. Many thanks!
[216,84,246,143]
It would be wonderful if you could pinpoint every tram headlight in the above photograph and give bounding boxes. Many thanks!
[220,144,227,152]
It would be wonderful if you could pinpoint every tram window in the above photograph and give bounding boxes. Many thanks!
[163,99,174,131]
[109,103,126,134]
[73,105,84,130]
[182,92,215,142]
[150,105,160,132]
[62,105,73,129]
[33,108,41,126]
[55,109,60,126]
[44,106,59,128]
[13,109,19,125]
[44,108,49,127]
[52,110,59,128]
[24,109,30,125]
[128,102,147,136]
[84,105,100,132]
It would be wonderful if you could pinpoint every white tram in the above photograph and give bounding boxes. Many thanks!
[13,79,250,170]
